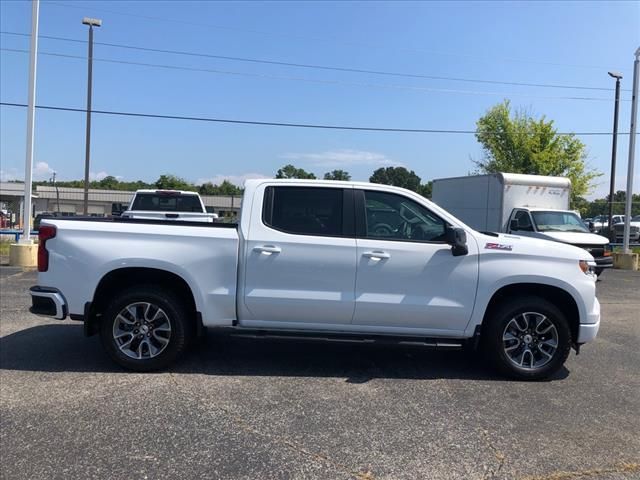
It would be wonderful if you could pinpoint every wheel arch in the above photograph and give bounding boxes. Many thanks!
[481,283,580,343]
[85,267,200,336]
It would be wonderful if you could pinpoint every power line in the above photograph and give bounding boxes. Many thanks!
[43,1,624,72]
[1,101,634,135]
[0,47,621,102]
[1,31,628,93]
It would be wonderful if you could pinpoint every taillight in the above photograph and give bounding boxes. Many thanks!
[38,225,56,272]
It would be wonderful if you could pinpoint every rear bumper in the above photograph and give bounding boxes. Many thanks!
[577,297,600,343]
[29,286,67,320]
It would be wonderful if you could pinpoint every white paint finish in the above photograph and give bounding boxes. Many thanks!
[240,182,356,324]
[529,231,609,245]
[353,238,479,332]
[464,231,599,337]
[39,219,239,325]
[35,179,601,349]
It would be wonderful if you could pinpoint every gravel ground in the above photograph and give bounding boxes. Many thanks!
[1,268,638,480]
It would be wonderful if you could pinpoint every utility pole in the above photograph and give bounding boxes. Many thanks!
[21,0,39,243]
[82,17,102,216]
[51,171,60,213]
[622,47,639,254]
[607,71,623,241]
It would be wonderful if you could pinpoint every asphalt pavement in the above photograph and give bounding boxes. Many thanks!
[1,268,639,479]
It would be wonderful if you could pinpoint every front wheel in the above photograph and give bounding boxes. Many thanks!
[99,286,192,371]
[482,296,571,380]
[595,267,603,277]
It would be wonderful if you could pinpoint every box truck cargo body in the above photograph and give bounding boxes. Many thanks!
[432,173,571,232]
[432,173,613,275]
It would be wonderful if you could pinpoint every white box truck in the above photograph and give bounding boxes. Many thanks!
[432,173,613,275]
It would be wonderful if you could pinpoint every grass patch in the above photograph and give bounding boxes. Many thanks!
[0,242,10,255]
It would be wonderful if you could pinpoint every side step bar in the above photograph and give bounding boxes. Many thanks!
[225,329,465,350]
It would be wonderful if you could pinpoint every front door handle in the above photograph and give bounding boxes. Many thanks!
[363,250,390,260]
[254,245,282,255]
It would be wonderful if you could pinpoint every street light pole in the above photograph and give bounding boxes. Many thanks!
[21,0,39,243]
[82,17,101,216]
[622,48,639,254]
[607,71,623,241]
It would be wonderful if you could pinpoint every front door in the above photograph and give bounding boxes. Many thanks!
[353,189,478,334]
[242,185,357,326]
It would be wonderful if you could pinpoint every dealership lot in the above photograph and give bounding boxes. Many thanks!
[1,269,638,480]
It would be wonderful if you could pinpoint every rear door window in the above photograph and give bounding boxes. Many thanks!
[263,186,345,236]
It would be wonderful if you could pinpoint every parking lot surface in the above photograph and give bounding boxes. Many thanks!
[1,268,639,480]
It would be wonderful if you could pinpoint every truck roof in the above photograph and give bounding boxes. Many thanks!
[433,173,571,189]
[243,178,384,189]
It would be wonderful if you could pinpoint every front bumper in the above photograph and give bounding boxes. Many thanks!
[577,297,600,343]
[30,286,67,320]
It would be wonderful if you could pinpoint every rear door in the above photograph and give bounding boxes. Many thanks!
[241,185,357,326]
[352,189,478,334]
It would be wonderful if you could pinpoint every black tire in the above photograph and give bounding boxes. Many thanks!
[481,296,571,380]
[99,285,192,371]
[595,268,603,277]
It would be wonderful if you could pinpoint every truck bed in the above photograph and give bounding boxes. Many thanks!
[39,217,240,326]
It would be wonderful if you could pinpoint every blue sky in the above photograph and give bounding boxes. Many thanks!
[1,0,638,198]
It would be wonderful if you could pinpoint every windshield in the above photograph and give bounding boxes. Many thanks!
[531,211,589,233]
[131,193,203,212]
[633,216,640,222]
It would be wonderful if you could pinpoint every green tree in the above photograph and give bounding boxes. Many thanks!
[369,166,421,192]
[97,176,120,190]
[154,174,196,191]
[275,164,316,179]
[474,100,601,206]
[417,181,433,199]
[199,180,243,196]
[323,170,351,181]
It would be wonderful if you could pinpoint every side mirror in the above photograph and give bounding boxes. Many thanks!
[588,221,595,232]
[445,226,468,257]
[509,219,518,232]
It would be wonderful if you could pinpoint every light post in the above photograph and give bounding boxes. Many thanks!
[50,171,60,214]
[607,71,623,241]
[82,17,101,216]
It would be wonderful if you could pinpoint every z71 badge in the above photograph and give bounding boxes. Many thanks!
[485,243,513,251]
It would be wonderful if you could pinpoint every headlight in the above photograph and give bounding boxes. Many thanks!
[579,260,597,275]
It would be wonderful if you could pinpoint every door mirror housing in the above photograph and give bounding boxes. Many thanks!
[445,226,468,256]
[588,221,595,232]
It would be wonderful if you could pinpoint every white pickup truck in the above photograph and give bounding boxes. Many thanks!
[30,180,601,380]
[120,189,218,223]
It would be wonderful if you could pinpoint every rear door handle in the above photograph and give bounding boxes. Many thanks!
[363,250,390,260]
[254,245,281,255]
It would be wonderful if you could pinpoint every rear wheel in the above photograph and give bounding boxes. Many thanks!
[99,286,192,371]
[482,296,571,380]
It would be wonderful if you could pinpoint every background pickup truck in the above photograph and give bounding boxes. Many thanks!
[120,189,218,222]
[30,180,601,380]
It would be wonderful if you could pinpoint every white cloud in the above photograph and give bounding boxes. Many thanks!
[33,161,54,179]
[196,172,269,187]
[0,168,19,182]
[282,149,400,168]
[89,171,109,181]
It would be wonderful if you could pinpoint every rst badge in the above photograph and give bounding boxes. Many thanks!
[485,242,513,251]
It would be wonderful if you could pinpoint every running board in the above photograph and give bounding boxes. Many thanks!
[225,329,464,350]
